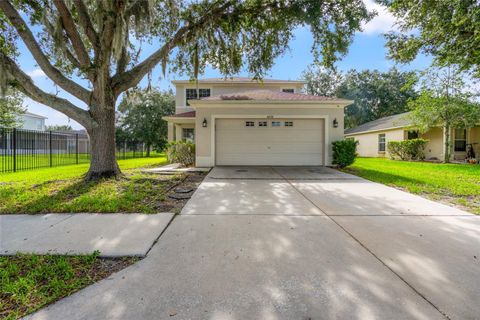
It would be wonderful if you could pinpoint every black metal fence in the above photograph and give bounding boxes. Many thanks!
[115,140,148,160]
[0,127,148,173]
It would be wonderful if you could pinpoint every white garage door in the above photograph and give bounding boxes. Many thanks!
[215,118,324,166]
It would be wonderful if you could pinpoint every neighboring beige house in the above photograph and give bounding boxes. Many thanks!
[163,77,352,167]
[345,112,480,161]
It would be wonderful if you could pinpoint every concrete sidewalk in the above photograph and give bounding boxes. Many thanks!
[0,213,174,257]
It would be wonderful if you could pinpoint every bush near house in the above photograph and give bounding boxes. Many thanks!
[387,138,428,161]
[166,141,195,166]
[332,139,358,168]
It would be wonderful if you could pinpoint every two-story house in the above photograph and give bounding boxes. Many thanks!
[18,111,47,131]
[163,77,352,167]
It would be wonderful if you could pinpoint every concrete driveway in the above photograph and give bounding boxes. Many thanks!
[28,167,480,320]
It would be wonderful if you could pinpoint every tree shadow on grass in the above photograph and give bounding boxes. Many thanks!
[344,167,429,188]
[345,167,479,213]
[9,179,103,214]
[6,173,186,214]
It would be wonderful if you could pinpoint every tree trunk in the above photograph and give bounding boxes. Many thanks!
[86,103,120,180]
[146,144,151,157]
[444,125,451,163]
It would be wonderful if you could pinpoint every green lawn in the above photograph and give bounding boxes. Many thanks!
[0,154,185,214]
[0,152,159,173]
[0,253,137,319]
[345,157,480,214]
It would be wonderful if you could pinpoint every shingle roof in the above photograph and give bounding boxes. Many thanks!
[199,89,347,102]
[172,77,305,84]
[345,112,413,135]
[168,111,196,118]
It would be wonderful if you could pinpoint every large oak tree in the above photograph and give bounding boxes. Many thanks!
[0,0,372,180]
[381,0,480,77]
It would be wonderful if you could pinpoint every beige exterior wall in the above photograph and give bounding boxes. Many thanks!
[470,127,480,157]
[421,127,444,160]
[193,103,345,167]
[174,83,303,113]
[347,127,443,159]
[347,126,480,161]
[349,128,405,158]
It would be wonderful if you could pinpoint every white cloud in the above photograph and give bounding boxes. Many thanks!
[27,68,46,78]
[361,0,399,35]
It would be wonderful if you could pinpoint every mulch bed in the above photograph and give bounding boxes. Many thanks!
[155,172,206,213]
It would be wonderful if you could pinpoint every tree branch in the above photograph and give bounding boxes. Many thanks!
[0,0,92,104]
[43,18,82,70]
[112,1,234,96]
[0,54,94,129]
[72,0,100,51]
[53,0,91,68]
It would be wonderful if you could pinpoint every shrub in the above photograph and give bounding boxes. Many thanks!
[387,138,428,161]
[332,139,358,168]
[166,141,195,166]
[387,141,408,160]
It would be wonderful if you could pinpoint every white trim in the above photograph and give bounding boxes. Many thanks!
[345,125,409,137]
[210,114,330,166]
[162,117,195,124]
[21,112,48,119]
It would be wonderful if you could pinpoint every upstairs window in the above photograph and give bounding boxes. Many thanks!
[454,129,467,152]
[245,121,255,127]
[284,121,293,127]
[378,134,386,152]
[282,88,295,93]
[185,88,210,106]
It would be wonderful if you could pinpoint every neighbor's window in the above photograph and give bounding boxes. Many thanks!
[454,128,467,152]
[245,121,255,127]
[185,88,210,106]
[182,128,195,142]
[407,130,419,140]
[258,121,268,127]
[378,134,386,152]
[271,121,281,127]
[284,121,293,127]
[282,88,295,93]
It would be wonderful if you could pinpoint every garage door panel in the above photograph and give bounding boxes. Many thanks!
[216,131,324,143]
[217,153,323,166]
[215,118,325,166]
[218,142,323,154]
[216,119,322,130]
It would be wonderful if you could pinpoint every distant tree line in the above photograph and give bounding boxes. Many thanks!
[303,66,418,129]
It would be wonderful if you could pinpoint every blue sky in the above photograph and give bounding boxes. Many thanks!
[21,0,431,129]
